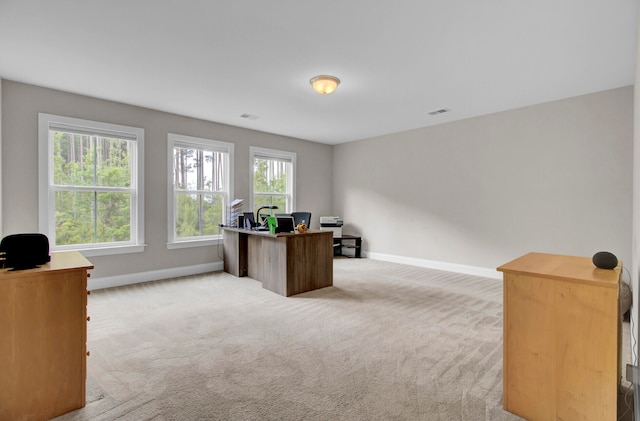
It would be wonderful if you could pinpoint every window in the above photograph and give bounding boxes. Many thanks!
[167,133,233,248]
[250,146,296,215]
[38,113,144,256]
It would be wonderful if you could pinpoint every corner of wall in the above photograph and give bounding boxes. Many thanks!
[630,2,640,407]
[634,1,640,311]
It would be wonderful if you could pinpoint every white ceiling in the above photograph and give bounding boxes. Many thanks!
[0,1,637,145]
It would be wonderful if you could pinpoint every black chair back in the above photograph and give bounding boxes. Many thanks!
[291,212,312,227]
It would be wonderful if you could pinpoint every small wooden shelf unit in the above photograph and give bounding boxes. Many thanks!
[0,251,93,421]
[333,235,362,258]
[497,252,621,421]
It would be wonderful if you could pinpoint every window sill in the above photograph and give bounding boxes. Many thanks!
[166,238,221,250]
[54,244,146,257]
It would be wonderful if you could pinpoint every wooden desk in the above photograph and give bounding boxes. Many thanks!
[497,252,621,421]
[0,251,93,421]
[223,228,333,296]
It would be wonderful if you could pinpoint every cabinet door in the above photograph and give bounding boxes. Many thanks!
[504,272,619,421]
[504,273,557,420]
[554,280,618,420]
[0,269,87,420]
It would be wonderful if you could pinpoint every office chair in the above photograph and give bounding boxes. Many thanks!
[291,212,311,227]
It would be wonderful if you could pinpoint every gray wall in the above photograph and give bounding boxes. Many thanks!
[1,80,333,278]
[1,80,634,280]
[333,86,633,271]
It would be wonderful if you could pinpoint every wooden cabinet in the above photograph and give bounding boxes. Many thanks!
[497,252,621,421]
[333,235,362,258]
[223,228,248,277]
[0,251,93,421]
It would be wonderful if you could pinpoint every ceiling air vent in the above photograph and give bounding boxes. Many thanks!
[240,113,260,120]
[427,108,450,116]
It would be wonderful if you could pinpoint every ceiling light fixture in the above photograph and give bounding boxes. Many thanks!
[310,75,340,95]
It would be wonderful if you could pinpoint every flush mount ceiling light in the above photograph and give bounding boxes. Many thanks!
[310,75,340,95]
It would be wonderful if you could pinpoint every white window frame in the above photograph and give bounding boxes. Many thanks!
[167,133,234,249]
[249,146,296,214]
[38,113,145,256]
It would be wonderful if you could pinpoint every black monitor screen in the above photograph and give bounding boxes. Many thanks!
[243,212,255,229]
[275,217,295,233]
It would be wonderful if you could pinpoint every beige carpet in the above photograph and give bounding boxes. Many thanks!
[55,258,531,420]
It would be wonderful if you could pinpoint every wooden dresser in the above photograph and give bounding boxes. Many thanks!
[497,252,621,421]
[0,251,93,421]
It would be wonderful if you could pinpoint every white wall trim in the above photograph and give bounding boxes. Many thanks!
[89,262,224,290]
[89,252,501,290]
[365,251,502,280]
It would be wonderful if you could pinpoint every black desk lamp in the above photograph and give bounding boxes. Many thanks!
[256,205,278,226]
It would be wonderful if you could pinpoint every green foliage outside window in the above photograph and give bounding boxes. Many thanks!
[173,146,226,239]
[253,158,289,214]
[175,194,223,237]
[52,132,132,246]
[253,195,287,213]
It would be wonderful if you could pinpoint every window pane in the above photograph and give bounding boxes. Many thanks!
[53,132,132,188]
[253,195,287,214]
[253,158,288,194]
[176,193,200,237]
[54,190,132,245]
[96,192,131,242]
[173,147,200,190]
[54,191,94,245]
[53,132,94,186]
[175,193,224,238]
[202,150,225,192]
[202,194,223,235]
[174,147,226,193]
[95,137,132,188]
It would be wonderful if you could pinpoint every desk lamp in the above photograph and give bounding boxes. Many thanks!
[256,205,278,226]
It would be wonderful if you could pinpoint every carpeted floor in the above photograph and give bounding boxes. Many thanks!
[53,258,623,420]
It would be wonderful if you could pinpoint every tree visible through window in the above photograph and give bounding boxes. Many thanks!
[53,133,133,245]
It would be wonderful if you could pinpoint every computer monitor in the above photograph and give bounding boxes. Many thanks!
[243,212,256,229]
[275,216,295,233]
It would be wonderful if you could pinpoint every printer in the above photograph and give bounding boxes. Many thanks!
[320,216,343,238]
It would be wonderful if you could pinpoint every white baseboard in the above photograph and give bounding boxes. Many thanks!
[89,262,224,290]
[365,252,502,280]
[89,253,500,290]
